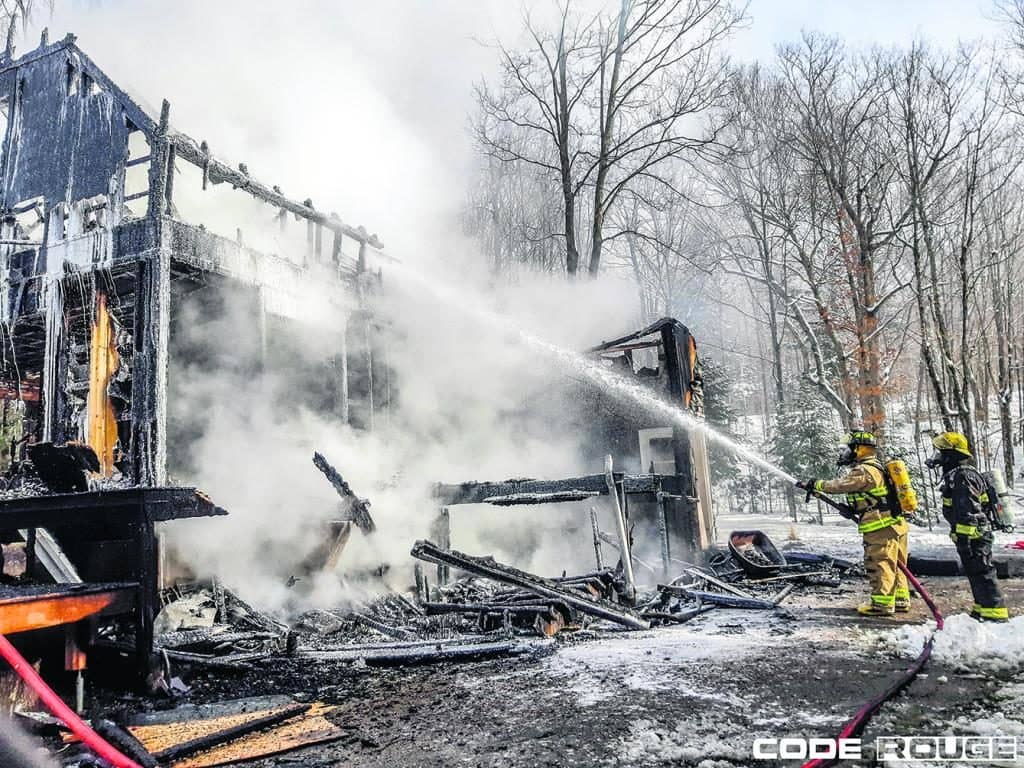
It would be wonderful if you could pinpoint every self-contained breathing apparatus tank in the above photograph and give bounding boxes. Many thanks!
[981,468,1015,531]
[885,459,918,515]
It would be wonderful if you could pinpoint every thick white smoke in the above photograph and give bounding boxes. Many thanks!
[159,257,644,612]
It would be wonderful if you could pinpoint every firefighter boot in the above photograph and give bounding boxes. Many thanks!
[857,600,896,616]
[970,604,1009,623]
[894,584,911,613]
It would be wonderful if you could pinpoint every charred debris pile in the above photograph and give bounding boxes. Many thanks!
[148,453,859,674]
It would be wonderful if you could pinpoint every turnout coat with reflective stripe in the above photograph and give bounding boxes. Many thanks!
[816,459,891,518]
[940,463,989,536]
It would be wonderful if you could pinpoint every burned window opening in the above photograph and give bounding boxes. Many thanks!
[65,61,78,96]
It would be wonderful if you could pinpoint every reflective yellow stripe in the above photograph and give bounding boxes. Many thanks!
[814,480,825,492]
[976,606,1009,619]
[979,492,989,503]
[955,523,980,538]
[847,485,888,503]
[942,497,953,506]
[871,594,896,605]
[859,516,897,534]
[894,588,910,600]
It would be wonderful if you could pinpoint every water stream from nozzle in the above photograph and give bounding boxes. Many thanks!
[385,263,798,486]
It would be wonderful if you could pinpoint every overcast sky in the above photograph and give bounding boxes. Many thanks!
[32,1,1007,256]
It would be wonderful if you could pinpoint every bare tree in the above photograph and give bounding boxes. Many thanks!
[473,0,743,277]
[585,0,743,275]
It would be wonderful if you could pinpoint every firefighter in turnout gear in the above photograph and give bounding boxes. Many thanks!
[927,432,1008,623]
[797,431,910,616]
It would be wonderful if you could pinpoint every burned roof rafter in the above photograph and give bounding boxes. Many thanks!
[0,32,383,253]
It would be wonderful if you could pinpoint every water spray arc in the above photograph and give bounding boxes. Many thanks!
[386,262,798,485]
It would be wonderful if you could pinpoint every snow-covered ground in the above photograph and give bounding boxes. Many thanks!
[887,613,1024,672]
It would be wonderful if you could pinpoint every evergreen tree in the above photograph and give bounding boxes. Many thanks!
[701,357,740,484]
[772,383,839,482]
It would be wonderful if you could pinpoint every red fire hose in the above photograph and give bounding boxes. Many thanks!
[801,563,944,768]
[0,630,143,768]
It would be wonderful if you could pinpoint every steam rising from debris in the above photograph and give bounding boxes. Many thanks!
[163,262,642,612]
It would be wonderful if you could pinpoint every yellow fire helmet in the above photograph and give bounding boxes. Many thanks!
[931,431,971,457]
[842,430,877,448]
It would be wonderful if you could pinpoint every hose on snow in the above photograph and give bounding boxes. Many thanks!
[800,562,944,768]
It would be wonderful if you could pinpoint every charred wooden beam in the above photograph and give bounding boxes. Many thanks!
[681,567,755,599]
[410,540,650,630]
[348,613,413,641]
[605,456,635,600]
[296,636,549,665]
[435,473,678,506]
[312,452,376,534]
[160,648,267,670]
[169,134,381,250]
[666,587,779,610]
[156,629,280,650]
[589,507,604,569]
[422,602,560,615]
[93,720,158,768]
[641,604,716,624]
[482,490,601,506]
[151,703,311,763]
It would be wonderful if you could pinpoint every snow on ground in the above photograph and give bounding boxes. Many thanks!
[885,613,1024,673]
[541,617,769,707]
[617,717,746,767]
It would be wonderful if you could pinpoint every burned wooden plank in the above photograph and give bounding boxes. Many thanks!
[410,540,650,630]
[422,602,559,615]
[0,487,226,530]
[682,567,755,599]
[434,474,680,506]
[127,700,345,768]
[434,475,612,506]
[151,703,311,763]
[156,628,280,651]
[482,490,601,506]
[93,719,159,768]
[296,636,550,665]
[312,452,376,534]
[641,604,716,624]
[670,588,779,610]
[160,649,268,670]
[349,613,413,640]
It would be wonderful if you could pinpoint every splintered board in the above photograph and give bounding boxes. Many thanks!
[127,701,346,767]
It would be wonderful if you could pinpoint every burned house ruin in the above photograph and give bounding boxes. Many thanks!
[0,32,386,688]
[0,32,386,487]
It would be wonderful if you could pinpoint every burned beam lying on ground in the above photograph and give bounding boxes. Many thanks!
[296,636,550,665]
[156,628,281,650]
[349,612,414,640]
[434,474,680,506]
[151,702,312,763]
[422,602,562,615]
[93,720,159,768]
[410,540,650,630]
[312,452,376,534]
[662,586,780,610]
